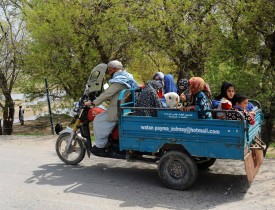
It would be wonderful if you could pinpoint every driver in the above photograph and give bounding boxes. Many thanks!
[86,60,139,155]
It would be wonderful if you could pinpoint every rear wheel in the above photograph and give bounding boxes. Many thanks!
[56,133,86,165]
[158,150,198,190]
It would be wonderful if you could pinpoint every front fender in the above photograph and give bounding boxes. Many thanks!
[59,126,73,135]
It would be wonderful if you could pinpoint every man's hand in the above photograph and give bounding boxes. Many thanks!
[184,106,195,112]
[249,111,256,116]
[179,105,195,112]
[84,101,94,106]
[180,93,186,102]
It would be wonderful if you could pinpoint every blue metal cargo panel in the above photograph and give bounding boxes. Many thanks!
[118,89,263,161]
[246,113,262,146]
[119,110,247,160]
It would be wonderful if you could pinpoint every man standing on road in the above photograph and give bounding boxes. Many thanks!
[86,60,139,155]
[19,105,24,125]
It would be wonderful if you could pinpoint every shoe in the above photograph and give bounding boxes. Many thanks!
[90,145,106,155]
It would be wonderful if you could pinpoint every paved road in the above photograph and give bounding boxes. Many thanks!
[0,135,274,210]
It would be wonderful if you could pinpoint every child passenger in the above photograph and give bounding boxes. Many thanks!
[180,77,212,119]
[226,94,255,125]
[215,82,235,119]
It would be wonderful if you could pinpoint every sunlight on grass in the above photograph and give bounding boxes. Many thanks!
[266,142,275,158]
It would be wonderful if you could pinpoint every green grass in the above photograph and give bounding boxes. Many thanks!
[266,142,275,158]
[266,152,275,159]
[14,131,54,136]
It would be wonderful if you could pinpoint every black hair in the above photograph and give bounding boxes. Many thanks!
[215,81,235,100]
[232,94,247,106]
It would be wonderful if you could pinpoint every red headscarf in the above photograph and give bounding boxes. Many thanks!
[189,77,211,97]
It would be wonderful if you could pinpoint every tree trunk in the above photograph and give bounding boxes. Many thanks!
[263,31,275,149]
[177,68,185,84]
[0,119,2,135]
[265,31,275,67]
[263,105,274,156]
[2,96,14,135]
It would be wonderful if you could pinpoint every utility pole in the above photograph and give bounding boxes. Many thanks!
[45,78,54,135]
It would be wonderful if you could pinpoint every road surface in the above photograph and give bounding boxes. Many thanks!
[0,135,274,210]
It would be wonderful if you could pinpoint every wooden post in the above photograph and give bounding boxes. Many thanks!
[0,119,2,135]
[45,78,54,135]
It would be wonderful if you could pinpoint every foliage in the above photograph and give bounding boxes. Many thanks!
[22,0,137,100]
[127,0,218,81]
[202,0,275,143]
[11,0,275,141]
[203,1,274,107]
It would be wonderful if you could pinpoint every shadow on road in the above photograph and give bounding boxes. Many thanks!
[25,161,249,209]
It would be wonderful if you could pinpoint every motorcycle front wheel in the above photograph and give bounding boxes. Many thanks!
[56,133,86,165]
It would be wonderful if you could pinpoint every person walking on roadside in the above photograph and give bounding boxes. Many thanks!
[19,106,24,125]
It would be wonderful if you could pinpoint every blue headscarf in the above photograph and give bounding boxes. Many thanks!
[109,70,140,89]
[164,74,177,94]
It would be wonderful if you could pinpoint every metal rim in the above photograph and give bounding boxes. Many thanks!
[58,136,82,162]
[166,158,187,180]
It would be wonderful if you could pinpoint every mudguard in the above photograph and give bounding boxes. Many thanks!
[59,126,73,135]
[245,149,264,183]
[244,137,266,183]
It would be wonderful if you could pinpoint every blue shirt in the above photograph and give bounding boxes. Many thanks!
[194,91,212,119]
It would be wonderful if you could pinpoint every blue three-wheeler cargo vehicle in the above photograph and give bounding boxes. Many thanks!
[56,64,265,190]
[118,89,265,190]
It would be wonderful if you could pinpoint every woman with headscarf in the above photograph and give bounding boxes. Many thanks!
[180,77,212,119]
[215,82,235,119]
[214,81,254,115]
[164,74,177,94]
[152,72,165,98]
[135,80,163,116]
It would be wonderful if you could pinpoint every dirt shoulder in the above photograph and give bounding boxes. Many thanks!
[12,114,73,136]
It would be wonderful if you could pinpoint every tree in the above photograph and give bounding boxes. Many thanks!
[241,0,275,144]
[0,0,25,134]
[126,0,218,81]
[22,0,136,101]
[203,0,275,144]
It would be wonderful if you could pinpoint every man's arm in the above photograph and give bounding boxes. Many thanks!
[93,83,126,106]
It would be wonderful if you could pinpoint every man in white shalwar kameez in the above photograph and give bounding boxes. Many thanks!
[86,60,139,154]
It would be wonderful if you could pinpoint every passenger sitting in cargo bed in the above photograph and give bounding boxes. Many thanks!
[226,94,255,125]
[135,80,163,116]
[179,77,212,119]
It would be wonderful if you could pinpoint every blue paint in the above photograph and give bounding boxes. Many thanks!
[118,89,263,161]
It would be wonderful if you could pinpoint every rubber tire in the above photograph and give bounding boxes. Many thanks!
[196,158,216,169]
[158,151,198,190]
[55,133,86,165]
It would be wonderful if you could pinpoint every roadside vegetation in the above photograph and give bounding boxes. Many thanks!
[265,143,275,158]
